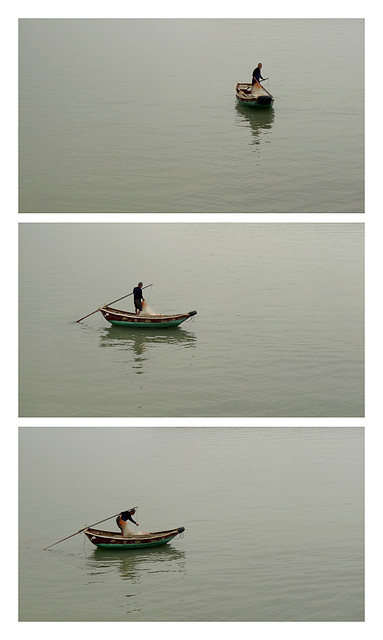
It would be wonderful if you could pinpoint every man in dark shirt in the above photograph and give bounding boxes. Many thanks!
[252,63,264,86]
[133,281,145,315]
[116,508,139,536]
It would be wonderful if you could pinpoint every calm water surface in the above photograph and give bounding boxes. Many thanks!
[18,223,364,417]
[19,427,364,622]
[19,19,364,213]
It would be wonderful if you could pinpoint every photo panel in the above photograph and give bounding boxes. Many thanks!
[18,18,364,214]
[19,222,364,418]
[19,426,364,622]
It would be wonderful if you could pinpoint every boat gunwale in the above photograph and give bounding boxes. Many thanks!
[84,526,185,546]
[100,306,195,322]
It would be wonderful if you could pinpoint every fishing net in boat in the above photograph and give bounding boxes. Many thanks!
[122,521,135,536]
[141,300,156,316]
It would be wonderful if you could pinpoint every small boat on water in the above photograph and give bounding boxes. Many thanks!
[100,306,197,328]
[84,526,185,549]
[235,82,274,108]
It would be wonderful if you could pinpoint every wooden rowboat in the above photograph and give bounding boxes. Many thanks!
[84,526,185,549]
[235,82,274,108]
[100,306,197,328]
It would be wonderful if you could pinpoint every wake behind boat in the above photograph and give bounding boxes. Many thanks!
[235,82,274,108]
[84,526,185,549]
[100,306,197,328]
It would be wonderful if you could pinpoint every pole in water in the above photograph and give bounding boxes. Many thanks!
[43,507,138,550]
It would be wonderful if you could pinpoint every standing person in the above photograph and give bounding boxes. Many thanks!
[133,281,145,315]
[252,63,264,87]
[116,508,139,536]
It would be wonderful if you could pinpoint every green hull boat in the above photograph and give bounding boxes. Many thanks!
[84,526,185,549]
[235,82,274,108]
[100,306,197,328]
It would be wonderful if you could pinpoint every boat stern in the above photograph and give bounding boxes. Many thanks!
[256,95,273,106]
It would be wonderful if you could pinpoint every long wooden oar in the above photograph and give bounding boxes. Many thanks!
[75,284,153,323]
[43,507,138,550]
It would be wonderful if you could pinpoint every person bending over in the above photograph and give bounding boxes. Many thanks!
[116,508,139,536]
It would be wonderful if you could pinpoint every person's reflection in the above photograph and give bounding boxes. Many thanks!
[235,102,275,147]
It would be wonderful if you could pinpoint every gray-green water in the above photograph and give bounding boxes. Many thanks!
[18,427,364,621]
[19,18,364,213]
[19,223,364,417]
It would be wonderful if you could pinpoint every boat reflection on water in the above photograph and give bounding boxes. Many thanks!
[86,545,186,584]
[235,102,275,147]
[99,325,197,374]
